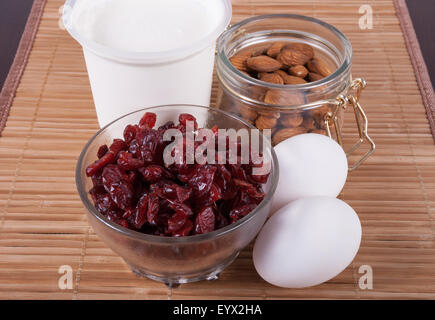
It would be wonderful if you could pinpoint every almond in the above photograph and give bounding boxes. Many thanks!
[236,50,254,58]
[308,72,324,82]
[283,43,314,60]
[255,115,278,130]
[288,65,309,78]
[274,70,289,79]
[229,53,250,72]
[309,107,331,129]
[267,42,285,58]
[272,127,307,145]
[258,110,280,119]
[258,72,284,85]
[264,89,305,106]
[281,74,307,85]
[263,89,284,105]
[237,104,258,121]
[279,113,304,127]
[277,48,311,67]
[251,44,271,57]
[247,85,267,101]
[307,58,332,77]
[246,55,283,72]
[302,115,317,130]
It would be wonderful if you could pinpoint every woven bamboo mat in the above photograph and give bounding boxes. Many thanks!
[0,0,434,299]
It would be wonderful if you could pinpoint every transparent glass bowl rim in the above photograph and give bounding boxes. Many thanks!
[75,104,279,244]
[217,14,353,91]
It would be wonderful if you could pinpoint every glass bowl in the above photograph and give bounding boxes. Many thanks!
[75,105,279,287]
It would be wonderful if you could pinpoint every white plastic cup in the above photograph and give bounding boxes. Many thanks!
[63,0,232,127]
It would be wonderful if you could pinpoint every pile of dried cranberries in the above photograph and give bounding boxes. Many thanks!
[86,112,270,237]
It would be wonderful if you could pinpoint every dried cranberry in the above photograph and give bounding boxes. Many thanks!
[122,208,134,219]
[102,164,124,189]
[95,193,117,215]
[130,194,148,229]
[126,171,138,184]
[108,181,134,211]
[168,212,188,233]
[139,112,157,129]
[138,165,173,183]
[215,165,237,200]
[106,210,128,228]
[228,164,248,181]
[91,173,103,187]
[101,165,134,211]
[208,183,222,203]
[249,173,269,184]
[174,163,197,183]
[86,152,115,177]
[97,145,109,159]
[117,151,145,170]
[140,130,165,161]
[128,139,141,158]
[195,207,215,234]
[123,124,138,144]
[118,219,129,228]
[147,193,159,225]
[151,180,192,203]
[178,113,198,131]
[211,125,219,134]
[187,165,217,199]
[140,148,154,164]
[172,219,193,237]
[233,179,265,199]
[158,121,176,131]
[229,203,257,223]
[89,186,117,215]
[109,139,127,155]
[167,200,193,217]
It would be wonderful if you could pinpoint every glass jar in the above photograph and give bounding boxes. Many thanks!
[216,14,375,170]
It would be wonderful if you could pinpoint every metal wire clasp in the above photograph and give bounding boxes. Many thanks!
[324,78,376,171]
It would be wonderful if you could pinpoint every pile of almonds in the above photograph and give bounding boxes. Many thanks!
[231,42,332,84]
[224,41,336,145]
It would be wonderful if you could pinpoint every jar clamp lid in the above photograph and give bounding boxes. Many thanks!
[321,78,375,171]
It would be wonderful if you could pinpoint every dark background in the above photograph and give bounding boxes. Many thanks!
[0,0,434,91]
[406,0,435,86]
[0,0,34,90]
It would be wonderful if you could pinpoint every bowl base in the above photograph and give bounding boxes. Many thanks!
[127,252,240,288]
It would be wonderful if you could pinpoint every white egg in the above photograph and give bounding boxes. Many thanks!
[253,197,361,288]
[271,133,348,213]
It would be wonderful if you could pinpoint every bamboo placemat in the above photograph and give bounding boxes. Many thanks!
[0,0,434,299]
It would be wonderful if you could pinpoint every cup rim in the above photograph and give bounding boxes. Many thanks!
[75,104,279,243]
[63,0,232,64]
[217,14,353,92]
